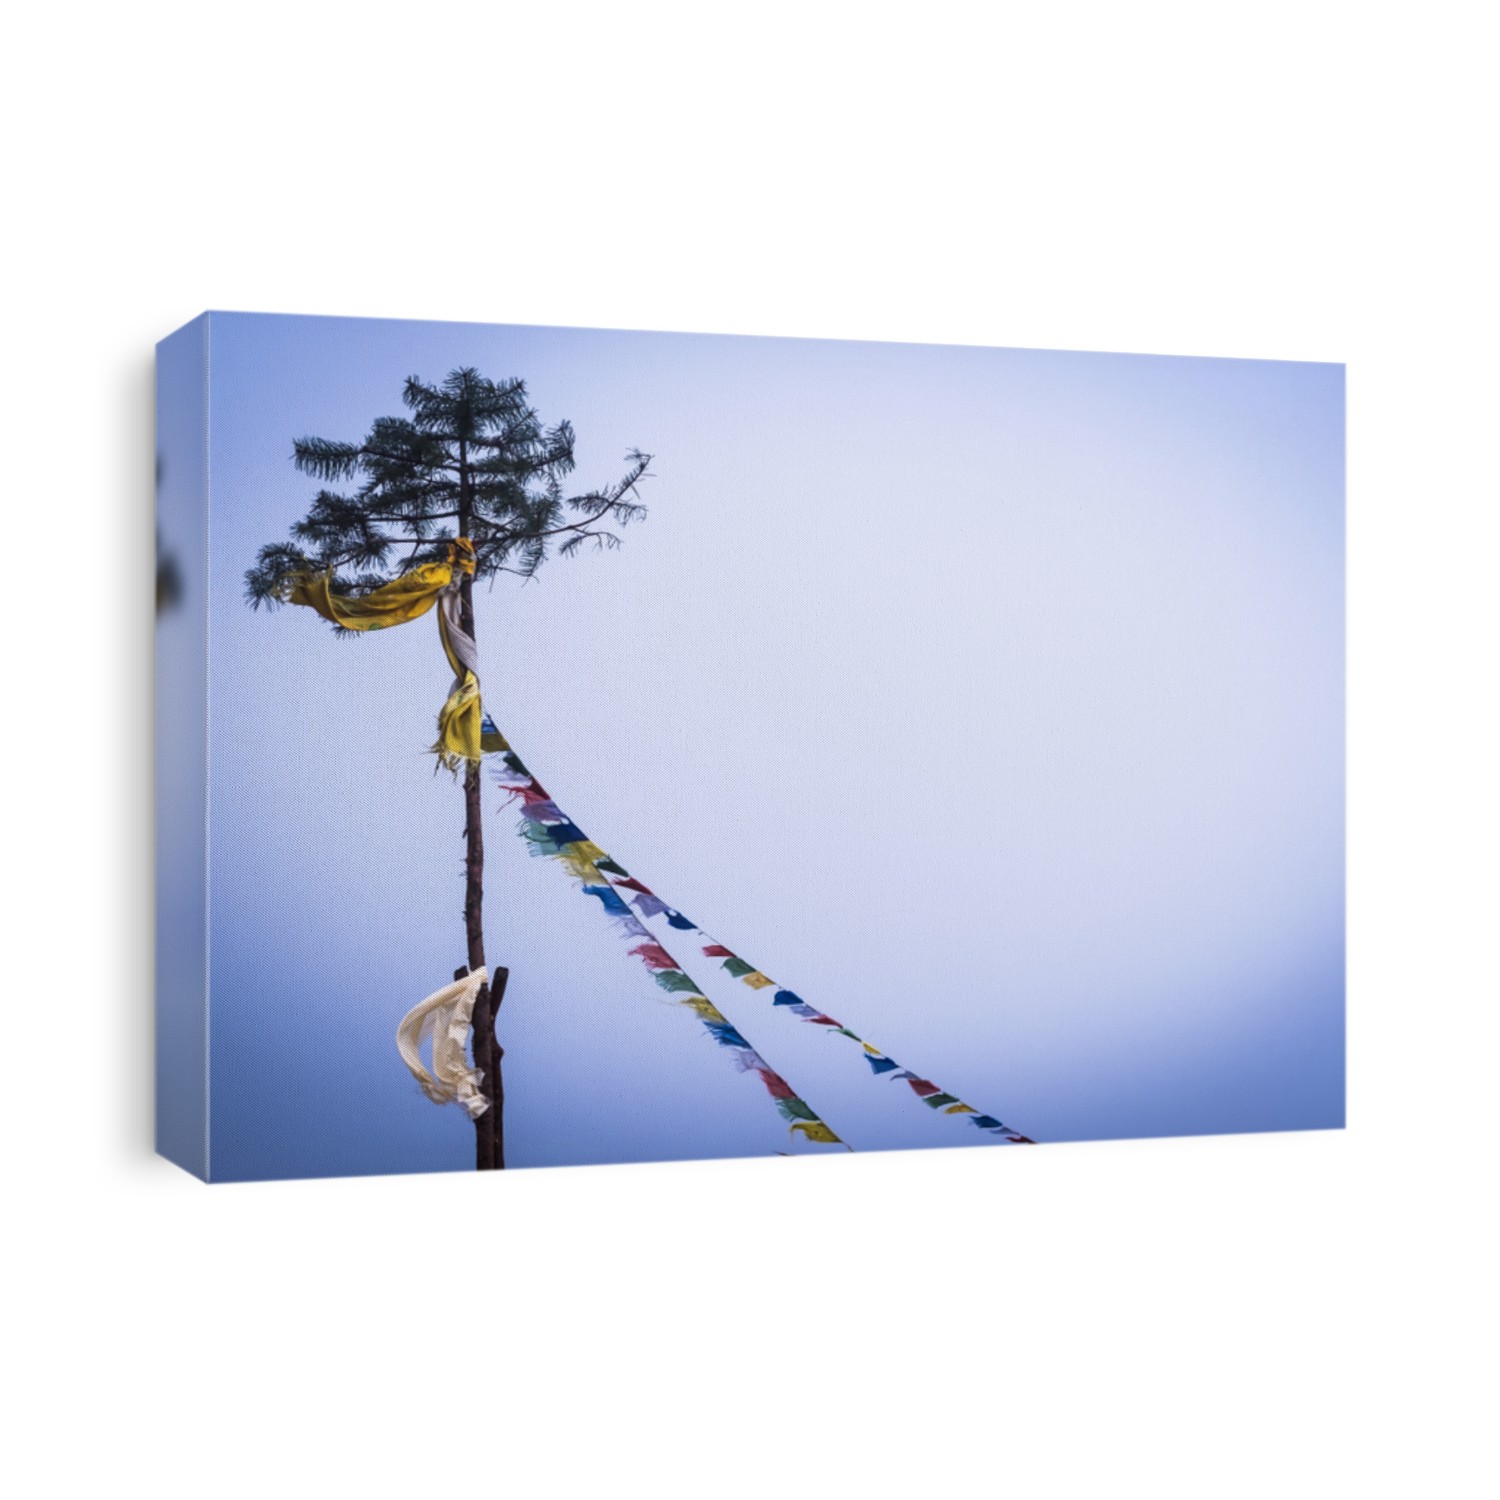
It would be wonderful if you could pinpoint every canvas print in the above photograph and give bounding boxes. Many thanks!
[155,312,1344,1182]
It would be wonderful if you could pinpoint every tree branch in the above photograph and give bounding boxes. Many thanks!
[361,445,459,473]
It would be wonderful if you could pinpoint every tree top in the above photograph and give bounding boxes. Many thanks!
[246,368,650,610]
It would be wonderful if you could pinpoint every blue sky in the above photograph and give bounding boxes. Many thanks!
[184,312,1343,1180]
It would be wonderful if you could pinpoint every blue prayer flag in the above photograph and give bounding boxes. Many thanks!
[582,884,630,916]
[704,1022,752,1049]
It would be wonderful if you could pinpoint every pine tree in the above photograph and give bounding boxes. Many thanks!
[247,369,651,1169]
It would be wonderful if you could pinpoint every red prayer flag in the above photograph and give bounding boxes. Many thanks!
[628,942,678,971]
[757,1069,797,1100]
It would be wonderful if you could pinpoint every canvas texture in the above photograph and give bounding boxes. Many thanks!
[154,312,1345,1182]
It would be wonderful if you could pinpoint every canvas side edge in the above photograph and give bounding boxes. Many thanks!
[154,315,211,1180]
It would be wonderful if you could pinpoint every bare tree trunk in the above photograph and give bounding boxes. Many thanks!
[458,565,503,1170]
[462,763,497,1169]
[455,435,506,1170]
[484,966,508,1166]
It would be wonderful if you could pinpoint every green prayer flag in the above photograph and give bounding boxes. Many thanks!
[775,1097,818,1122]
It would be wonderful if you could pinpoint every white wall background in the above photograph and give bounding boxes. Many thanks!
[5,3,1494,1496]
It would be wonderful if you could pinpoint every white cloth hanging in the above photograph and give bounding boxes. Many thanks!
[395,967,490,1118]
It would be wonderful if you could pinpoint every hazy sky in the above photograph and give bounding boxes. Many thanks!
[182,311,1342,1181]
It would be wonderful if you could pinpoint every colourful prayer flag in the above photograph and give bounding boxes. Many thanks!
[704,1022,752,1049]
[758,1069,798,1101]
[479,716,509,754]
[628,941,679,971]
[582,884,630,916]
[555,841,608,884]
[521,799,566,822]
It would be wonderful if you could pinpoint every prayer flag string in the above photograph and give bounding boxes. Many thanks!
[488,726,847,1150]
[485,718,1033,1147]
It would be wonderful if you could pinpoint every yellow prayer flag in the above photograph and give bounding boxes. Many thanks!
[789,1121,842,1145]
[554,840,608,884]
[742,971,775,990]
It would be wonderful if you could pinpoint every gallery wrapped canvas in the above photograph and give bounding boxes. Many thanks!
[155,312,1344,1182]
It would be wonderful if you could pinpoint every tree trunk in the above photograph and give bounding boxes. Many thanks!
[458,563,504,1170]
[456,444,504,1171]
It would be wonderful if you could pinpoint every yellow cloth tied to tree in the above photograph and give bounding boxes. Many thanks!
[287,558,457,630]
[284,539,489,770]
[434,601,483,771]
